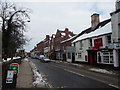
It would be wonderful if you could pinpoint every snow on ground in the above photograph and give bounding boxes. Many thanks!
[2,56,21,62]
[24,58,29,61]
[13,57,21,60]
[89,68,115,75]
[29,60,46,87]
[3,58,11,62]
[72,63,83,67]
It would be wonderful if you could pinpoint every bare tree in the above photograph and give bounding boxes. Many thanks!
[0,0,31,58]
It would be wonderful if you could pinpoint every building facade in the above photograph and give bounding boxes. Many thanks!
[49,28,76,60]
[64,13,115,66]
[110,0,120,67]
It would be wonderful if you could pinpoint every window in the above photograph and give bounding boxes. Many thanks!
[73,43,76,47]
[98,51,113,64]
[68,53,71,59]
[79,41,83,49]
[106,35,111,44]
[78,53,81,58]
[90,39,92,47]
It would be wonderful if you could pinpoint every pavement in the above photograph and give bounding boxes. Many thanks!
[51,60,120,75]
[16,58,47,89]
[16,59,33,88]
[16,58,120,89]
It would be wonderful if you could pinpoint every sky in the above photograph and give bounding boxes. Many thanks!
[8,0,116,52]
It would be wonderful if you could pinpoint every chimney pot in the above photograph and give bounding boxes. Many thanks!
[91,13,100,28]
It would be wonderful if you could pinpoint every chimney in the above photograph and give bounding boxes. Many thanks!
[46,35,50,40]
[116,0,120,10]
[65,28,69,39]
[91,13,100,28]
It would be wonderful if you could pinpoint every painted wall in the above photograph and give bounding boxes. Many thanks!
[74,39,89,62]
[73,33,112,63]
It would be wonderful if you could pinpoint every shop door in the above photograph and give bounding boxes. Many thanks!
[88,51,97,65]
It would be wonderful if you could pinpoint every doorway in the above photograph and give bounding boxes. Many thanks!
[88,50,97,65]
[72,53,75,63]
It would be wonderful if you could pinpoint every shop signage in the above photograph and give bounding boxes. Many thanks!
[6,70,14,83]
[108,42,120,49]
[114,42,120,49]
[10,63,19,70]
[94,38,103,47]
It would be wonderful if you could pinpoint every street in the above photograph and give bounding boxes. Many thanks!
[29,58,116,88]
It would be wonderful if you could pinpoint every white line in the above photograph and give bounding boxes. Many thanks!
[63,69,85,77]
[109,84,120,89]
[53,64,85,77]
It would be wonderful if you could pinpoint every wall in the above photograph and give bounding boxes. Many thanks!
[111,13,120,42]
[74,39,89,62]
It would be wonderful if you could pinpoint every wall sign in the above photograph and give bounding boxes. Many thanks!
[6,70,14,83]
[94,38,103,47]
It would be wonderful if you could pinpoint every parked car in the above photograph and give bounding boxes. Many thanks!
[42,57,50,63]
[39,55,45,60]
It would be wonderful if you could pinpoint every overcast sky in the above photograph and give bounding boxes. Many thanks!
[9,0,116,52]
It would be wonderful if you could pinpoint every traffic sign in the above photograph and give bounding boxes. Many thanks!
[10,63,19,71]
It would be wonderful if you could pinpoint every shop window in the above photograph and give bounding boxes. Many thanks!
[68,53,71,59]
[97,52,101,63]
[101,51,113,64]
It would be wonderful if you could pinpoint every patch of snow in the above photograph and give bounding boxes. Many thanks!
[89,68,115,75]
[29,61,46,87]
[13,57,21,60]
[3,56,21,62]
[72,64,83,67]
[24,58,29,61]
[3,58,11,62]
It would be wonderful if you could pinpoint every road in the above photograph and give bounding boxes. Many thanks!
[29,58,117,88]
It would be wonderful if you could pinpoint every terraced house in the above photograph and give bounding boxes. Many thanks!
[61,0,120,68]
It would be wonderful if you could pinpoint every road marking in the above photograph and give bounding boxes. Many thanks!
[53,64,85,77]
[63,69,85,77]
[108,84,120,89]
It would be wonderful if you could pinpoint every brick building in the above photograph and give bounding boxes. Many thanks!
[30,28,76,60]
[49,28,76,60]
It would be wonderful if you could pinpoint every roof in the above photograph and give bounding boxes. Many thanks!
[73,22,112,43]
[61,18,111,44]
[57,29,76,37]
[110,8,120,16]
[116,0,120,2]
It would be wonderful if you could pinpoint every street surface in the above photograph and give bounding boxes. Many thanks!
[29,58,118,88]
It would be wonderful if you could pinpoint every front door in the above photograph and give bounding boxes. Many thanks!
[88,50,97,65]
